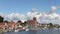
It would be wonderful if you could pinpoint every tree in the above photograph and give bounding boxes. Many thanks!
[17,20,22,23]
[20,21,27,27]
[0,16,4,23]
[49,23,53,28]
[24,21,27,26]
[49,23,53,26]
[17,20,22,25]
[4,20,9,23]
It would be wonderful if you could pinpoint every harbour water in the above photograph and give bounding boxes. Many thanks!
[4,28,60,34]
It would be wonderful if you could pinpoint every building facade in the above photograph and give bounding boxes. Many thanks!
[27,17,37,30]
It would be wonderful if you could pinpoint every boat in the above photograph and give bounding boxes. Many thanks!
[14,30,19,32]
[25,29,29,31]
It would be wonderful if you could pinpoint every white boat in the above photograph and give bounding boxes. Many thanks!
[14,30,19,32]
[25,29,29,31]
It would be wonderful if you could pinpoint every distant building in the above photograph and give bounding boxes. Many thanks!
[27,17,37,30]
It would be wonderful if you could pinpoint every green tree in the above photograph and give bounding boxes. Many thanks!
[49,23,53,28]
[21,21,27,27]
[17,20,22,23]
[4,20,9,23]
[0,16,4,22]
[49,23,53,26]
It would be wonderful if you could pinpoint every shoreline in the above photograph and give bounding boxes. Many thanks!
[1,27,60,33]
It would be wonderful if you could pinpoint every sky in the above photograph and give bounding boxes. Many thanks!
[1,0,60,24]
[0,0,60,15]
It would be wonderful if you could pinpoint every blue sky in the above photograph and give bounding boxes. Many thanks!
[0,0,60,15]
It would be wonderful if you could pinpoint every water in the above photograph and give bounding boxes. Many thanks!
[4,29,60,34]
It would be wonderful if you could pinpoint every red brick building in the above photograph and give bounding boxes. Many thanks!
[27,17,37,29]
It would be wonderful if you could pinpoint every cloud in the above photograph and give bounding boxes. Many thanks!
[1,6,60,25]
[26,8,60,25]
[50,6,57,13]
[4,13,26,22]
[32,8,38,12]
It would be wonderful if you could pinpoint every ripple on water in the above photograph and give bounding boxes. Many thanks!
[4,29,60,34]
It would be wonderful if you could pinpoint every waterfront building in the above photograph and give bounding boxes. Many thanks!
[16,21,24,30]
[7,21,16,30]
[27,17,37,30]
[0,23,4,30]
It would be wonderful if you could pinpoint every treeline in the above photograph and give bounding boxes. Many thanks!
[0,16,4,23]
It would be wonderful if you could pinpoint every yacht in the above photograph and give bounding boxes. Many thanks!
[14,30,19,32]
[25,29,29,31]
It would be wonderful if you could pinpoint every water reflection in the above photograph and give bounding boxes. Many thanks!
[28,30,37,34]
[4,29,60,34]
